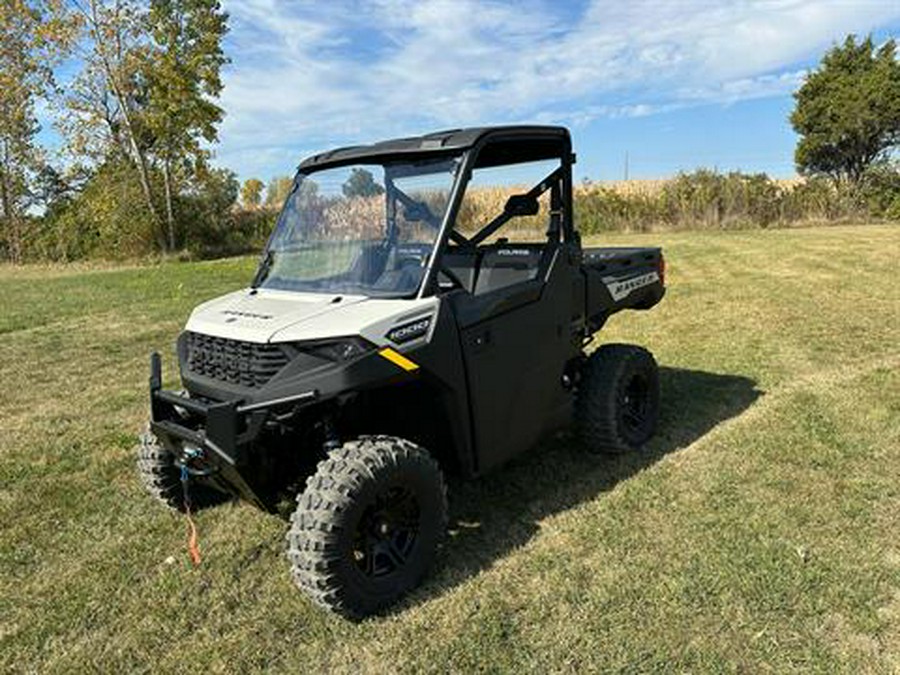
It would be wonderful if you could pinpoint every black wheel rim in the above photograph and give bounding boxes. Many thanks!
[352,485,421,578]
[620,373,650,433]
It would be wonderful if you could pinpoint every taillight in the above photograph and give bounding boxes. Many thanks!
[658,254,666,286]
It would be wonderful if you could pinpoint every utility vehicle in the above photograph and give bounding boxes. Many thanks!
[140,125,665,618]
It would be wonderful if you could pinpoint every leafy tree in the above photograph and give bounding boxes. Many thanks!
[40,159,156,260]
[791,35,900,183]
[143,0,229,249]
[33,164,75,216]
[240,178,264,207]
[342,168,384,198]
[67,0,167,247]
[65,0,228,252]
[179,165,242,254]
[297,178,318,201]
[0,0,74,262]
[265,175,293,207]
[39,160,241,261]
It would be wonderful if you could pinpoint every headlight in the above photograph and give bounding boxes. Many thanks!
[298,337,375,363]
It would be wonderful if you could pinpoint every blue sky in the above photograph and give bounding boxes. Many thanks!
[44,1,900,183]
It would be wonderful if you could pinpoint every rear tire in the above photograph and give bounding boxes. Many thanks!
[136,427,227,512]
[287,435,447,619]
[575,344,660,453]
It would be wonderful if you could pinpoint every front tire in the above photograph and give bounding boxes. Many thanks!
[575,344,660,453]
[287,436,447,619]
[136,427,227,512]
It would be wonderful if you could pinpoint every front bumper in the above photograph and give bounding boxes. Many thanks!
[148,352,316,508]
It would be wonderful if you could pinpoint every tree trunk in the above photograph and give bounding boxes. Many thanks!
[109,80,165,251]
[0,145,21,264]
[8,214,21,264]
[0,180,12,263]
[162,158,175,251]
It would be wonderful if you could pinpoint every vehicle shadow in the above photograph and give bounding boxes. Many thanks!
[406,366,762,611]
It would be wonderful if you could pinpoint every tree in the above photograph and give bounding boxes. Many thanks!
[0,0,74,262]
[69,0,165,248]
[240,177,264,207]
[342,168,384,198]
[143,0,229,249]
[33,164,74,215]
[791,35,900,184]
[265,175,293,207]
[45,158,157,259]
[65,0,229,252]
[178,165,239,253]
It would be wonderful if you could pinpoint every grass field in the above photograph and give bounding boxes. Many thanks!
[1,224,899,673]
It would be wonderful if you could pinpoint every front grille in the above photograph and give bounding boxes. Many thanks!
[185,332,289,388]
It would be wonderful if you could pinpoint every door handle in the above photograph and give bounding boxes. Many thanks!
[471,329,492,351]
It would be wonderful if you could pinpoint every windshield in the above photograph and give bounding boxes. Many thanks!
[254,156,460,297]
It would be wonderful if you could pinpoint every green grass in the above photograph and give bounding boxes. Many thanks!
[1,224,899,673]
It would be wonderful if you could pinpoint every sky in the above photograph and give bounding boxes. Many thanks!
[44,0,900,184]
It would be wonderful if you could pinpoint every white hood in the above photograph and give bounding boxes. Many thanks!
[185,288,438,346]
[185,289,367,342]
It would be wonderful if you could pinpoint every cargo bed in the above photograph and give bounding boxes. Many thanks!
[581,246,665,331]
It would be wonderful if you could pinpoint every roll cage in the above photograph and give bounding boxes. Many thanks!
[290,125,576,300]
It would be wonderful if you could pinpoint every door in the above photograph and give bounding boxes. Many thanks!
[441,145,581,472]
[451,244,580,471]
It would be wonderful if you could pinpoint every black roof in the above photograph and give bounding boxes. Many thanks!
[298,125,569,171]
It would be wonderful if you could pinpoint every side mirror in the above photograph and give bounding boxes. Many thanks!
[403,200,437,226]
[504,194,539,217]
[404,203,425,222]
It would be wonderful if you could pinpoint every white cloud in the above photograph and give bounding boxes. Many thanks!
[217,0,900,178]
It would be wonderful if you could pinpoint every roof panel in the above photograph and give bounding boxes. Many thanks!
[297,125,569,171]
